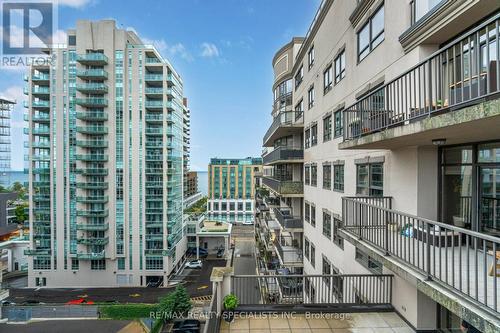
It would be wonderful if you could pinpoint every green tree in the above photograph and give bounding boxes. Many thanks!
[157,286,192,322]
[10,182,26,198]
[14,204,28,223]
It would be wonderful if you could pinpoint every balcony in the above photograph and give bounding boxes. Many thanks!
[75,168,108,176]
[32,86,50,95]
[145,128,163,136]
[273,239,303,266]
[76,83,108,94]
[145,87,163,95]
[31,113,50,123]
[76,209,109,218]
[76,69,108,80]
[32,100,50,109]
[262,176,303,196]
[32,127,50,136]
[76,140,108,148]
[76,111,108,121]
[76,126,108,134]
[76,252,105,260]
[75,154,108,162]
[76,53,108,65]
[342,197,500,315]
[263,111,303,147]
[145,57,162,64]
[273,207,303,230]
[145,100,164,109]
[341,13,500,150]
[145,114,164,123]
[24,249,51,256]
[76,195,109,203]
[77,237,109,246]
[144,249,165,256]
[32,73,50,81]
[145,74,163,81]
[76,182,108,190]
[75,98,108,107]
[263,146,303,165]
[76,223,109,231]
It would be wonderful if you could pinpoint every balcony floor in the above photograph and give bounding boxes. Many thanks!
[344,226,500,312]
[220,312,413,332]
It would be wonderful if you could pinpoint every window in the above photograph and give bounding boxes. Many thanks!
[334,50,346,84]
[323,64,332,93]
[221,202,227,210]
[357,5,385,61]
[295,99,303,120]
[34,258,51,270]
[311,124,317,146]
[323,164,331,190]
[91,259,106,270]
[245,202,251,211]
[214,202,219,210]
[304,238,310,260]
[305,128,311,149]
[334,110,343,137]
[355,248,383,274]
[331,265,343,300]
[295,65,303,88]
[71,259,79,270]
[333,164,344,192]
[304,165,310,185]
[308,86,315,109]
[237,202,243,211]
[356,163,384,196]
[311,204,316,227]
[322,257,331,285]
[308,45,315,69]
[413,0,443,24]
[311,164,317,187]
[323,115,332,142]
[310,243,316,268]
[118,258,125,270]
[333,217,344,249]
[146,257,163,270]
[305,202,310,222]
[323,211,332,239]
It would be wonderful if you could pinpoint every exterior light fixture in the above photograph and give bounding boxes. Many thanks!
[432,138,446,146]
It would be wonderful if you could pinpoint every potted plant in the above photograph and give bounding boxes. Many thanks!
[222,293,239,322]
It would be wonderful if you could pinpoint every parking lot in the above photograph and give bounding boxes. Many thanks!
[7,259,226,305]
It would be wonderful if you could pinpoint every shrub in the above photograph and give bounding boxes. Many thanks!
[223,294,238,311]
[157,286,192,322]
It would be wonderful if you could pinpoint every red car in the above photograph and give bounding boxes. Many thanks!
[66,298,94,305]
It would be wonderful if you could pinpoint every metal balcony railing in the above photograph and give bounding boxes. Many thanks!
[342,197,500,314]
[232,274,393,308]
[262,176,303,195]
[263,146,304,165]
[263,111,304,146]
[343,13,500,141]
[273,207,303,229]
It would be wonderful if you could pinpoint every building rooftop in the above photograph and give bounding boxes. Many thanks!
[209,157,263,165]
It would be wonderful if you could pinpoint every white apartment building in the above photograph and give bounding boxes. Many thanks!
[262,1,500,331]
[24,20,189,288]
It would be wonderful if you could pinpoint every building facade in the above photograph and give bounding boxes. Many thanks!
[182,98,192,199]
[0,98,13,187]
[208,158,262,223]
[24,20,187,287]
[185,171,198,199]
[261,1,500,331]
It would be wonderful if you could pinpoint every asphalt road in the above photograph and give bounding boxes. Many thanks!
[0,320,131,333]
[232,224,260,304]
[7,259,226,304]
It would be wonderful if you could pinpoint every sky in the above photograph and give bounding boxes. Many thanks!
[0,0,320,171]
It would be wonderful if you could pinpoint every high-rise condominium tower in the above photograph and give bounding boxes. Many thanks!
[25,20,188,287]
[0,98,13,187]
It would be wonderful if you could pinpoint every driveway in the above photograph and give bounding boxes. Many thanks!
[0,320,132,333]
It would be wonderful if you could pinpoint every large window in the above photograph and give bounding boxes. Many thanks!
[308,85,315,109]
[355,248,382,274]
[323,114,332,142]
[310,243,316,268]
[358,5,384,61]
[311,124,318,146]
[356,162,383,196]
[311,164,317,187]
[295,65,303,88]
[334,110,343,138]
[323,64,333,93]
[334,50,345,84]
[304,165,310,185]
[305,202,310,222]
[323,211,332,239]
[311,204,316,227]
[413,0,443,23]
[322,257,331,285]
[323,163,331,190]
[333,164,344,192]
[333,217,344,249]
[305,128,311,149]
[308,45,315,69]
[304,238,310,260]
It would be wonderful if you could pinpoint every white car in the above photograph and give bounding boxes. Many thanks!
[185,260,202,269]
[242,220,254,225]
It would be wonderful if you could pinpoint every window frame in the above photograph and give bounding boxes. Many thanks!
[323,114,332,142]
[334,49,346,84]
[322,211,332,239]
[357,4,385,62]
[308,45,315,70]
[334,110,343,138]
[323,163,332,190]
[323,64,333,93]
[295,65,304,89]
[308,85,315,109]
[333,217,344,249]
[356,162,384,196]
[311,124,318,146]
[311,164,317,187]
[333,164,344,192]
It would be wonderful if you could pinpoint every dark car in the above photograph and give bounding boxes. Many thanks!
[216,248,225,258]
[186,247,208,258]
[172,319,201,333]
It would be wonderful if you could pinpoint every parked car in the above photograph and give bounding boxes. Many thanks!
[216,248,225,258]
[186,247,208,258]
[242,220,254,225]
[66,298,95,305]
[172,319,201,332]
[185,260,202,269]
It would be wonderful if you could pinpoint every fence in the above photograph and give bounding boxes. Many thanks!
[2,305,98,322]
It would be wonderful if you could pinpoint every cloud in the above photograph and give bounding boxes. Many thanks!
[58,0,94,8]
[0,86,23,105]
[142,37,194,62]
[200,43,219,58]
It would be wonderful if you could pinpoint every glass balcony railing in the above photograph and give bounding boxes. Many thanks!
[76,223,109,231]
[77,53,108,64]
[76,140,108,148]
[145,57,162,64]
[145,114,164,122]
[32,128,51,135]
[76,69,108,79]
[76,126,108,134]
[76,195,109,203]
[32,86,50,94]
[76,252,106,260]
[32,73,50,81]
[31,113,50,122]
[145,74,163,81]
[77,237,109,246]
[145,87,163,94]
[32,154,51,161]
[76,168,108,176]
[75,98,108,107]
[32,167,50,174]
[76,182,109,190]
[75,154,108,162]
[145,128,163,135]
[32,100,50,108]
[76,83,108,93]
[76,111,108,121]
[24,249,51,256]
[76,209,109,217]
[145,100,164,108]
